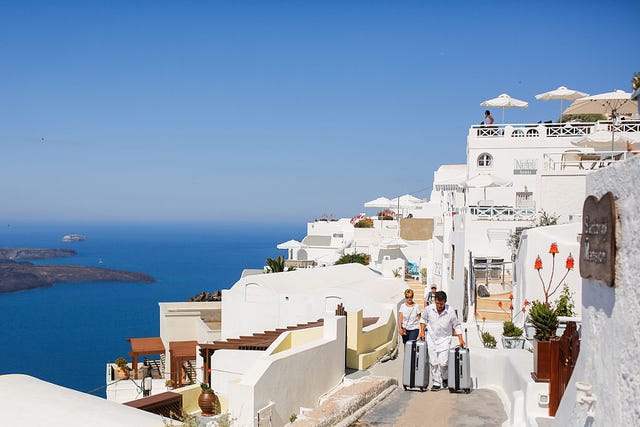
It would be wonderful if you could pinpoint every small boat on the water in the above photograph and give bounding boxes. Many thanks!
[61,234,86,242]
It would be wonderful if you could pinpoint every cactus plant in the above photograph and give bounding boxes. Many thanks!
[529,300,558,341]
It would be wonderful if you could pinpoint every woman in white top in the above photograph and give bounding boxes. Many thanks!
[398,288,421,343]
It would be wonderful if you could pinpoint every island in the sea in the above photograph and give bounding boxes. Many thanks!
[0,247,156,294]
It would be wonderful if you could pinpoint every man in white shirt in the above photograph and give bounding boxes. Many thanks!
[418,291,465,391]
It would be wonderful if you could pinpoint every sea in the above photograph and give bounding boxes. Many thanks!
[0,221,303,397]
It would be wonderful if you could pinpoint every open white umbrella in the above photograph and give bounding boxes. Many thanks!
[276,239,302,250]
[364,196,393,209]
[389,194,423,208]
[463,173,513,201]
[480,93,528,123]
[572,131,640,151]
[563,90,637,117]
[535,86,589,116]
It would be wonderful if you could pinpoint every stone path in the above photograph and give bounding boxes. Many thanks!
[345,343,508,427]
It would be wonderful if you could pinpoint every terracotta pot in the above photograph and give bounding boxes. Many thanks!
[532,338,558,382]
[198,391,220,417]
[117,367,130,380]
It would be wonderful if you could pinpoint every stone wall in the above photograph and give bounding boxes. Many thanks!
[554,156,640,425]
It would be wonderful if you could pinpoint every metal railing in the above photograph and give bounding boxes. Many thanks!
[544,150,637,172]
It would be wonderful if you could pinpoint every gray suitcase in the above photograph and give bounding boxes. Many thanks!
[448,346,472,393]
[403,339,429,391]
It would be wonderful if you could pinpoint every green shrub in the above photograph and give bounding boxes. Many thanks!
[335,253,369,265]
[482,332,497,349]
[554,284,575,317]
[560,113,606,123]
[502,321,523,337]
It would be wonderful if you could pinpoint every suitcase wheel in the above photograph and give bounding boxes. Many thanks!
[403,385,407,391]
[420,387,425,392]
[464,389,471,394]
[449,388,454,393]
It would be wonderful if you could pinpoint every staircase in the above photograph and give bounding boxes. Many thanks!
[405,278,426,308]
[476,292,513,321]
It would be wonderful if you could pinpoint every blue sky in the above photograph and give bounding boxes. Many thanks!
[1,1,638,223]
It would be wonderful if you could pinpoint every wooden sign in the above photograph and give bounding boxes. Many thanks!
[580,192,616,286]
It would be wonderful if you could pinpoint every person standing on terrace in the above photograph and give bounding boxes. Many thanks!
[398,289,421,344]
[419,291,465,391]
[483,110,494,125]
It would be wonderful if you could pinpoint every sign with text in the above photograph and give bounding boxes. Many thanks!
[580,192,616,286]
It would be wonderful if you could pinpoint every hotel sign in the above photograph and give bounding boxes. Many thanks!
[580,192,616,286]
[513,159,537,175]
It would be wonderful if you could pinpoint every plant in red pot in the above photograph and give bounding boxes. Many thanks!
[198,382,220,417]
[529,243,573,382]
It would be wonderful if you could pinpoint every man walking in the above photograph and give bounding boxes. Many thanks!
[418,291,465,391]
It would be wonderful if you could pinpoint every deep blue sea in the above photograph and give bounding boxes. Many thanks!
[0,222,302,397]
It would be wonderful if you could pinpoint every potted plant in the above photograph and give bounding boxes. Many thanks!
[164,379,175,389]
[498,295,528,349]
[502,321,525,349]
[476,315,496,348]
[529,300,559,382]
[529,242,573,382]
[114,357,131,380]
[198,382,220,417]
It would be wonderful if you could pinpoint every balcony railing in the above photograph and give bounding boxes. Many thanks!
[471,120,640,139]
[469,205,536,221]
[543,150,637,172]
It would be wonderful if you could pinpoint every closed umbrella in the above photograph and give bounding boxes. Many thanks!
[463,173,513,201]
[535,86,589,117]
[480,93,528,123]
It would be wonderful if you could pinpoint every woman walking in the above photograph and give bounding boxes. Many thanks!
[398,289,421,343]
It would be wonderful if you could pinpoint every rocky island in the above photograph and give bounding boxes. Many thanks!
[0,248,156,294]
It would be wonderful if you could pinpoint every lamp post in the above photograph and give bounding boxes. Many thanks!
[142,360,153,397]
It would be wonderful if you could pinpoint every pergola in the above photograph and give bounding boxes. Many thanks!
[169,340,199,388]
[126,337,165,379]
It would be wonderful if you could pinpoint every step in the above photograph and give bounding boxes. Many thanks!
[476,296,513,311]
[474,309,511,322]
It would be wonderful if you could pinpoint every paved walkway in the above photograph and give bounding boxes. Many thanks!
[344,343,508,427]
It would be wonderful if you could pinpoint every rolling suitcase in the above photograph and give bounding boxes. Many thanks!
[448,345,472,393]
[403,339,429,391]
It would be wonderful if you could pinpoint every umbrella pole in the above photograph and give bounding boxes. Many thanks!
[502,108,505,124]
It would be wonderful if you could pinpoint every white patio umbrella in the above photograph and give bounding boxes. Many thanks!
[572,131,640,151]
[276,239,302,250]
[463,173,513,201]
[535,86,589,116]
[389,194,423,207]
[364,196,393,209]
[480,93,528,123]
[277,239,302,260]
[563,90,637,117]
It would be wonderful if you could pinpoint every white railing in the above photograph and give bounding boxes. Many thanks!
[469,205,536,221]
[543,150,637,172]
[471,120,640,139]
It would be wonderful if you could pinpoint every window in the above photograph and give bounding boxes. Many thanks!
[477,153,493,168]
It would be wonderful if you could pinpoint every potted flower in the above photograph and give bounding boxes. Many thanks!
[476,315,497,348]
[198,382,220,417]
[114,357,131,380]
[502,321,525,349]
[165,379,175,389]
[529,242,573,382]
[498,295,528,349]
[529,300,559,382]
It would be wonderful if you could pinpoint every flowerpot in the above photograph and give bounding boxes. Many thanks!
[501,336,526,349]
[198,391,220,417]
[532,338,558,382]
[524,323,536,340]
[117,367,130,380]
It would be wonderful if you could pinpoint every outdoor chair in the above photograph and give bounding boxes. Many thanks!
[561,150,582,170]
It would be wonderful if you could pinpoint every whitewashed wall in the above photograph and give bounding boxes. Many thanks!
[554,155,640,426]
[514,223,582,318]
[226,316,346,427]
[221,264,404,339]
[538,173,587,223]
